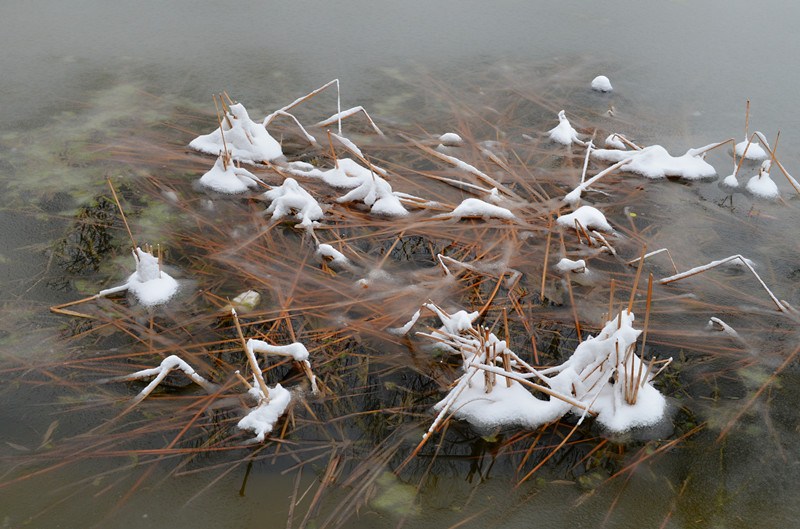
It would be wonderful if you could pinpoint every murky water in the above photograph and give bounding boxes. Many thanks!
[3,2,800,528]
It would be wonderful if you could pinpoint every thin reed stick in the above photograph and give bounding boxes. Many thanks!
[106,176,138,254]
[628,244,647,314]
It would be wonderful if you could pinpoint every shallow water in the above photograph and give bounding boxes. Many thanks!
[3,2,800,528]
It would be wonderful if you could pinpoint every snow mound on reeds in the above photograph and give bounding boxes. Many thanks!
[99,247,178,307]
[441,198,515,221]
[287,158,408,217]
[237,383,292,443]
[263,178,325,227]
[592,144,716,180]
[199,154,262,193]
[548,110,582,145]
[399,304,669,435]
[190,102,283,163]
[734,137,769,162]
[557,206,613,232]
[746,161,780,199]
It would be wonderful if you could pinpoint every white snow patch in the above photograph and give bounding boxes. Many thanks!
[746,161,779,199]
[199,154,261,193]
[604,134,628,150]
[189,102,283,163]
[438,132,464,146]
[591,75,613,92]
[263,178,325,227]
[592,144,717,180]
[409,305,668,434]
[548,110,582,146]
[287,158,407,217]
[99,247,179,307]
[557,206,613,232]
[442,198,515,221]
[722,173,739,188]
[555,258,587,274]
[316,244,352,268]
[237,383,292,443]
[734,137,769,162]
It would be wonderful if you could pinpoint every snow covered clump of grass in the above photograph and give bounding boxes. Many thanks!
[189,101,284,164]
[199,152,262,193]
[98,246,179,307]
[398,303,670,452]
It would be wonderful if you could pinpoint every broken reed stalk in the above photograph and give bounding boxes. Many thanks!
[632,274,654,403]
[540,222,552,302]
[608,278,615,322]
[628,248,678,275]
[106,176,138,255]
[565,267,582,342]
[579,130,596,184]
[628,244,648,314]
[232,308,270,400]
[658,254,786,313]
[326,129,339,169]
[573,219,593,246]
[213,97,231,167]
[315,106,384,136]
[745,100,750,140]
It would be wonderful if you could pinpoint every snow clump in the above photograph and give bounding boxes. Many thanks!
[199,154,262,193]
[98,247,179,307]
[591,75,613,92]
[548,110,582,146]
[592,144,717,180]
[746,160,780,199]
[189,102,284,164]
[263,178,325,228]
[557,205,613,232]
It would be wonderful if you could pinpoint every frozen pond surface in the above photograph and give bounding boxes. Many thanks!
[2,2,800,528]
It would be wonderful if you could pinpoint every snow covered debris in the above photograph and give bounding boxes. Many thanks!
[199,154,262,193]
[316,244,353,270]
[442,198,515,221]
[605,133,629,150]
[98,247,179,307]
[592,144,717,180]
[721,173,740,188]
[237,383,292,443]
[100,355,219,405]
[263,178,325,228]
[189,102,283,163]
[438,132,464,147]
[548,110,582,145]
[591,75,613,92]
[557,205,613,232]
[246,338,318,394]
[746,160,780,199]
[399,304,670,438]
[555,258,587,274]
[734,137,769,162]
[287,158,407,217]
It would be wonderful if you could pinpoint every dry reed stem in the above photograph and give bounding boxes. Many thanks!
[232,309,270,400]
[658,254,786,313]
[315,106,385,136]
[105,176,138,254]
[628,244,648,314]
[516,419,582,486]
[627,248,678,275]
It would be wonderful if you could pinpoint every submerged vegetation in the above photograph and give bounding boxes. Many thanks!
[2,63,800,528]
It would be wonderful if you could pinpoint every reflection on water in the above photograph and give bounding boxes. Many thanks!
[3,1,800,528]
